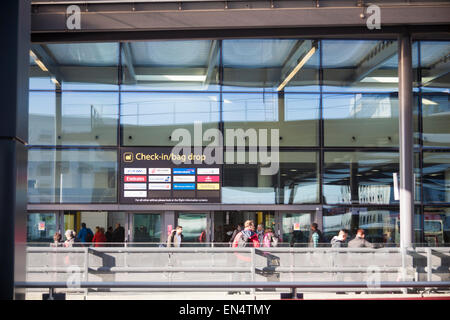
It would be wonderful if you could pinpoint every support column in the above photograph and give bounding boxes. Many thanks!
[0,0,30,300]
[398,32,414,249]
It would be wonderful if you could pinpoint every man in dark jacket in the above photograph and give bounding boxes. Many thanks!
[112,223,125,244]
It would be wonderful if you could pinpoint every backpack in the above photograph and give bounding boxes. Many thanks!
[85,229,93,243]
[236,231,252,247]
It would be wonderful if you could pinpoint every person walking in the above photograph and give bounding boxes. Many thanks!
[256,224,264,246]
[112,223,125,244]
[64,230,76,247]
[92,227,107,247]
[50,232,62,247]
[330,229,349,248]
[232,220,260,248]
[348,229,376,248]
[228,224,242,246]
[263,228,278,247]
[77,223,94,245]
[105,226,113,244]
[309,223,324,248]
[167,226,184,247]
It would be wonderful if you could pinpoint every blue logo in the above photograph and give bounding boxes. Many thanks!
[173,168,196,175]
[173,183,196,190]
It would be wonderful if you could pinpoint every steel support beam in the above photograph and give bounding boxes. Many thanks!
[0,0,30,300]
[398,32,414,249]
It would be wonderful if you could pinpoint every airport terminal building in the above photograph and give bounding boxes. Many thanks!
[23,0,450,246]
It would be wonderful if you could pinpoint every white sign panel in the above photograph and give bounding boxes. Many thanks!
[173,175,196,182]
[124,190,147,198]
[148,175,171,182]
[124,168,147,175]
[148,183,172,190]
[149,168,171,175]
[124,183,147,190]
[197,168,220,175]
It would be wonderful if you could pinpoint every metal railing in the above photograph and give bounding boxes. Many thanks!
[22,245,450,298]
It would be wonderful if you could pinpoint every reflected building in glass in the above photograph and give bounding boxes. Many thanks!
[27,38,450,247]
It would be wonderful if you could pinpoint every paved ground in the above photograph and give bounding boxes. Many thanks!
[25,290,450,300]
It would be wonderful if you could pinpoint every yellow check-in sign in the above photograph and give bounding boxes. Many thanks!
[197,183,220,190]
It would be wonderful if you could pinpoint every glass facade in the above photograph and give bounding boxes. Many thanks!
[27,39,450,245]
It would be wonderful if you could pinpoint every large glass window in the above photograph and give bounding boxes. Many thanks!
[121,92,220,146]
[421,95,450,148]
[423,207,450,246]
[28,149,117,203]
[323,152,399,205]
[177,213,208,243]
[420,41,450,93]
[423,152,450,203]
[222,93,319,147]
[133,214,161,242]
[281,212,312,245]
[30,91,118,146]
[322,40,399,93]
[121,40,219,91]
[45,42,119,90]
[324,94,401,147]
[222,39,319,92]
[223,151,318,204]
[27,213,57,242]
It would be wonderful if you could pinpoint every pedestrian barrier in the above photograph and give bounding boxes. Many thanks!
[25,245,450,294]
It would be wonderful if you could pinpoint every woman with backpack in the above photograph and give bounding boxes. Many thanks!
[263,228,278,247]
[232,220,260,248]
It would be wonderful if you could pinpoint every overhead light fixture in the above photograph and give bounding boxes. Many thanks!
[50,77,60,86]
[360,77,398,83]
[277,46,316,92]
[29,50,48,72]
[135,75,207,82]
[422,98,438,105]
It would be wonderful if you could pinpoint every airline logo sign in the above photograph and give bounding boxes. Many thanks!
[173,168,196,175]
[198,168,220,175]
[124,176,147,183]
[197,175,220,183]
[173,176,196,182]
[148,183,171,190]
[148,175,171,182]
[197,183,220,190]
[149,168,171,175]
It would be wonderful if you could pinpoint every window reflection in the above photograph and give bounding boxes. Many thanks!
[323,94,399,147]
[121,40,219,91]
[222,39,319,92]
[121,92,220,146]
[27,213,57,242]
[322,40,399,92]
[422,95,450,147]
[423,152,450,203]
[420,41,450,93]
[323,152,399,205]
[177,213,207,243]
[133,214,161,242]
[223,152,318,204]
[28,149,117,203]
[424,207,450,246]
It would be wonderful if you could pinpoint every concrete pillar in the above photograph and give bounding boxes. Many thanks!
[0,0,30,299]
[398,32,414,249]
